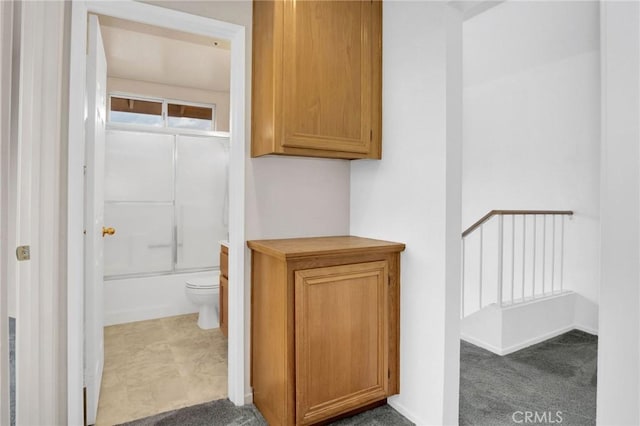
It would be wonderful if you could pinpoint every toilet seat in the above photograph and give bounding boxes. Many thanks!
[186,277,219,290]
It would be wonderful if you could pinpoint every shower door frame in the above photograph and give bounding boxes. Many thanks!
[102,126,231,280]
[67,2,247,424]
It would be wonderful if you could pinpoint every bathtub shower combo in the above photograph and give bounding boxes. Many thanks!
[103,128,228,328]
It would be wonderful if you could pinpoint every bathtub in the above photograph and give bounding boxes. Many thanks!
[104,270,220,326]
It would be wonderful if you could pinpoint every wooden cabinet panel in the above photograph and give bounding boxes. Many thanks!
[220,244,229,337]
[219,275,228,337]
[250,252,293,425]
[252,0,382,160]
[220,247,228,279]
[295,262,389,425]
[249,236,404,425]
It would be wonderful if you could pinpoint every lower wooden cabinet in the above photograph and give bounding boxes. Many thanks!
[248,236,405,426]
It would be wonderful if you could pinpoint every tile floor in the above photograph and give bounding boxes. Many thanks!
[96,314,227,426]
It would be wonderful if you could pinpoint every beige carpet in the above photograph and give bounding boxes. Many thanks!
[96,314,227,426]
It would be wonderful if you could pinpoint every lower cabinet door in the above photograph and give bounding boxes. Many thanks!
[220,275,228,337]
[294,261,389,425]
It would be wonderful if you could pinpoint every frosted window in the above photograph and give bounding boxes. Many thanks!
[104,203,173,276]
[175,135,229,270]
[110,111,164,127]
[104,131,174,202]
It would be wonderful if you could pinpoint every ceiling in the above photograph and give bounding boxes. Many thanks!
[97,15,231,92]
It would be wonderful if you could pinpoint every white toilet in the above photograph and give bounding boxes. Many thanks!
[185,277,220,329]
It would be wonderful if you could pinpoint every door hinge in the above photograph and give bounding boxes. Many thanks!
[16,245,30,261]
[388,276,391,286]
[83,165,87,176]
[388,368,391,379]
[370,129,373,141]
[83,386,87,426]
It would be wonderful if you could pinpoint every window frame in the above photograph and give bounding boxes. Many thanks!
[108,92,217,132]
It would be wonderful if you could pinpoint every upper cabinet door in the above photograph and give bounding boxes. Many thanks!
[282,0,374,155]
[252,0,382,160]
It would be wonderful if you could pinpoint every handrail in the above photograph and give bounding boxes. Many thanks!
[462,210,573,238]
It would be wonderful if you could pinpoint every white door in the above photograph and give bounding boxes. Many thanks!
[85,14,107,425]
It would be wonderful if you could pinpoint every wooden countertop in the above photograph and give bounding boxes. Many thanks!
[247,236,406,260]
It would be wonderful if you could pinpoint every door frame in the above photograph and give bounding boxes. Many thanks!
[0,1,14,425]
[67,2,247,423]
[83,14,107,425]
[3,1,68,423]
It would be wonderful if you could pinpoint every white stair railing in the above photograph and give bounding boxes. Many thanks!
[461,210,573,318]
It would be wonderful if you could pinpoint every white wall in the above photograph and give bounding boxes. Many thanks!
[462,291,580,356]
[597,1,640,424]
[143,0,351,402]
[107,77,230,132]
[463,1,600,331]
[350,3,462,424]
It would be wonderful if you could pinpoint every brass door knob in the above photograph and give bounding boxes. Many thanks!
[102,227,116,237]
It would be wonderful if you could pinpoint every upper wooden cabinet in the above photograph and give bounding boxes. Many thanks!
[251,0,382,160]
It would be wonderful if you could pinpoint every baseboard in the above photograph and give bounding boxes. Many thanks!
[104,305,198,325]
[500,325,575,355]
[387,396,424,425]
[573,324,598,335]
[460,333,504,355]
[462,323,597,356]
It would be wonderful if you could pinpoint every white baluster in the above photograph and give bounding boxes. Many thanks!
[560,215,565,293]
[532,215,537,298]
[522,215,526,301]
[510,215,515,304]
[479,225,484,310]
[497,216,503,307]
[461,238,465,318]
[551,215,556,293]
[542,215,547,294]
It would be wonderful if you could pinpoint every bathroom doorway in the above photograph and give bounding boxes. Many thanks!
[68,2,247,425]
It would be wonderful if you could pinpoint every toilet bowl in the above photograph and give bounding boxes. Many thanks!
[185,277,220,329]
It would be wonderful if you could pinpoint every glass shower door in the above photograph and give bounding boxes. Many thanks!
[103,130,175,277]
[175,135,229,270]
